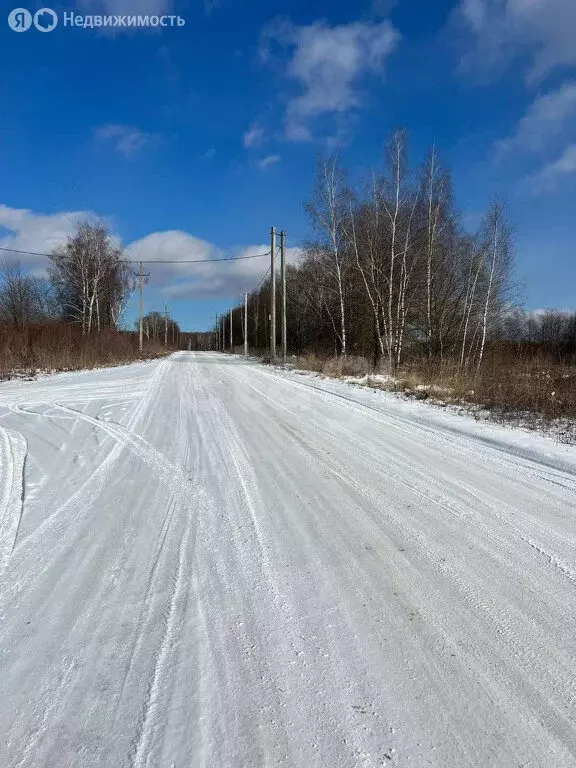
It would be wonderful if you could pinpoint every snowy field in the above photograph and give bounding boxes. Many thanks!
[1,351,575,767]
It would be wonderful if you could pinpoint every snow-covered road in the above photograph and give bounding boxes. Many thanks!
[1,351,575,767]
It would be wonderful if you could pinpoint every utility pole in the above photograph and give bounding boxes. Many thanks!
[280,230,287,365]
[215,312,219,352]
[229,308,233,351]
[164,304,169,347]
[135,261,150,355]
[270,226,276,362]
[244,291,248,357]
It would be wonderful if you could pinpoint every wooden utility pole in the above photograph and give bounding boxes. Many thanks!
[229,308,233,351]
[280,230,287,365]
[136,262,150,355]
[215,312,219,352]
[138,262,144,354]
[244,291,248,357]
[164,304,169,347]
[270,226,276,361]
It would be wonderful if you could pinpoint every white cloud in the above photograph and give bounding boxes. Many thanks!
[456,0,576,82]
[496,81,576,156]
[257,154,281,170]
[0,204,302,301]
[127,230,221,267]
[129,234,301,299]
[243,125,264,149]
[0,205,94,272]
[95,124,154,158]
[525,144,576,192]
[261,18,399,142]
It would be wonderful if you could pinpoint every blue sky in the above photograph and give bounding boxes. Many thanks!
[1,0,575,330]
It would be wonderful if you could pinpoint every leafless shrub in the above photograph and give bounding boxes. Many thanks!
[0,323,169,379]
[295,354,324,373]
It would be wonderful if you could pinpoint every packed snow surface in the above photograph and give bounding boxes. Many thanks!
[0,352,575,767]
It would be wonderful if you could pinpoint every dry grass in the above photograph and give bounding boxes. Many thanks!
[0,323,170,379]
[296,354,376,377]
[404,356,576,421]
[322,355,374,377]
[293,351,576,442]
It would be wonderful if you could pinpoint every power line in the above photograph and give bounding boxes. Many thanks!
[0,245,270,264]
[236,266,271,308]
[0,246,56,258]
[239,246,279,304]
[128,252,269,264]
[251,266,271,294]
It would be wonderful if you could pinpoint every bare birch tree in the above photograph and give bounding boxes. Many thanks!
[49,222,130,332]
[350,131,419,372]
[305,155,350,356]
[475,200,513,370]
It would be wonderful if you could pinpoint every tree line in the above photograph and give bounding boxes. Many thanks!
[1,221,180,339]
[224,130,575,369]
[0,221,181,374]
[137,311,181,344]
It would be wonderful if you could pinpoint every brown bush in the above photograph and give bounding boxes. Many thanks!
[0,322,170,379]
[295,353,325,373]
[296,354,376,377]
[322,355,373,377]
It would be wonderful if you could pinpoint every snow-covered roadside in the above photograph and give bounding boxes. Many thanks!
[261,362,576,472]
[0,353,171,384]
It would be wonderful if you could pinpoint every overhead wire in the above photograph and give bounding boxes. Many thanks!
[0,245,270,265]
[251,265,271,294]
[243,245,278,298]
[0,242,276,345]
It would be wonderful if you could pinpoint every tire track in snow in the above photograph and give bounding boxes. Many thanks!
[240,366,576,589]
[1,359,171,563]
[114,494,179,717]
[7,400,199,563]
[196,375,394,766]
[2,357,208,766]
[255,364,576,486]
[229,371,576,748]
[0,425,27,567]
[124,358,208,768]
[521,538,576,585]
[182,370,304,766]
[128,496,195,768]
